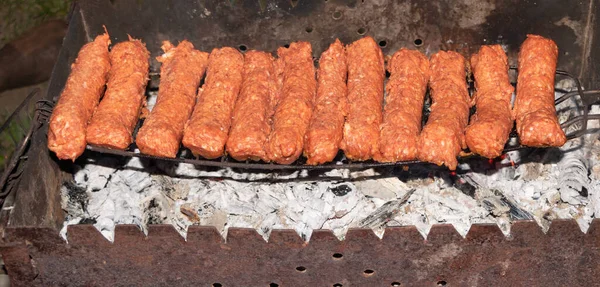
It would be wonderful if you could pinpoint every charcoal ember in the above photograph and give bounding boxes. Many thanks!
[74,159,118,192]
[477,188,533,220]
[144,198,166,225]
[514,162,545,181]
[116,169,153,194]
[61,181,89,213]
[359,189,414,230]
[355,177,409,200]
[154,176,189,200]
[450,176,476,197]
[180,203,200,223]
[328,184,353,196]
[558,157,590,205]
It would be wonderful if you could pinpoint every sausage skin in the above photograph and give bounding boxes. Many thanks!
[136,40,209,158]
[340,37,385,161]
[182,47,244,159]
[417,51,470,170]
[86,37,150,150]
[465,45,514,158]
[304,39,347,165]
[48,32,111,161]
[514,34,566,147]
[266,42,316,164]
[226,51,277,161]
[378,48,430,162]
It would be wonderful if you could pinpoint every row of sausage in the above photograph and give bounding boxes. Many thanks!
[47,32,566,170]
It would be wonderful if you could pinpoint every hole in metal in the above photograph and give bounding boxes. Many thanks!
[296,266,307,272]
[333,284,343,287]
[284,44,290,48]
[332,11,342,20]
[363,269,375,276]
[378,40,387,47]
[385,70,391,78]
[332,253,343,259]
[306,27,313,33]
[357,27,366,35]
[391,282,401,286]
[270,283,279,287]
[437,281,447,286]
[414,38,423,46]
[238,44,247,52]
[212,284,222,287]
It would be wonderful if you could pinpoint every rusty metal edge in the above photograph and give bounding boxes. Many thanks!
[0,219,592,245]
[0,220,598,286]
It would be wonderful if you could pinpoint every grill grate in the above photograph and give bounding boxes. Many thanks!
[38,69,600,170]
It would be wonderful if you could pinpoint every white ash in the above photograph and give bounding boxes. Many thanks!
[60,84,600,242]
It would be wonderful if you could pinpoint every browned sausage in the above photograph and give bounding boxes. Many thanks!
[47,32,111,161]
[340,36,385,161]
[417,51,470,170]
[136,40,208,158]
[182,47,244,159]
[266,42,316,164]
[514,34,566,147]
[378,48,430,162]
[465,45,514,158]
[86,37,150,150]
[226,51,277,161]
[304,39,347,165]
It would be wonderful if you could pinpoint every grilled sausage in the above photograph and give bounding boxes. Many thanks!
[182,47,244,159]
[340,37,385,161]
[86,37,150,150]
[47,31,111,161]
[226,51,277,161]
[417,51,470,170]
[465,45,514,158]
[514,34,566,147]
[304,39,347,165]
[378,48,430,162]
[266,42,316,164]
[136,40,208,158]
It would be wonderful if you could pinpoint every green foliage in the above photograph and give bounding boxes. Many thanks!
[0,107,33,173]
[0,0,72,45]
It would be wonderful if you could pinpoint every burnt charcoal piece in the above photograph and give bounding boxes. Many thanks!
[328,184,353,196]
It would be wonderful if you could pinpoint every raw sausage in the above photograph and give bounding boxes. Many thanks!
[341,37,385,161]
[266,42,316,164]
[182,47,244,159]
[136,40,208,158]
[378,48,429,162]
[465,45,514,158]
[86,37,150,150]
[47,31,111,161]
[226,51,277,161]
[417,51,470,170]
[304,39,347,165]
[514,34,566,147]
